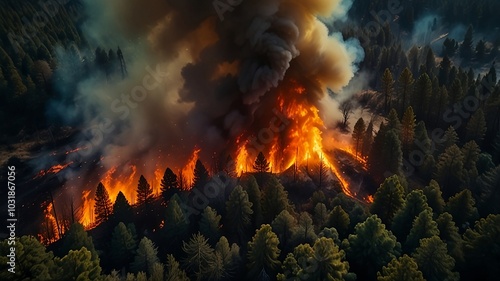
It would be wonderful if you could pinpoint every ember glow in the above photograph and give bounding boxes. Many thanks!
[34,162,73,179]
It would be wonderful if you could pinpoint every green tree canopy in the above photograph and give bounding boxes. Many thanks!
[131,237,159,275]
[226,185,253,242]
[413,236,459,281]
[199,206,221,244]
[376,255,425,281]
[247,224,281,280]
[370,175,405,226]
[110,222,137,269]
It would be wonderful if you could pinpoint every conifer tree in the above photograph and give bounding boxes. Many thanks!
[422,180,445,214]
[313,203,329,231]
[370,175,405,226]
[253,152,270,173]
[376,255,425,281]
[465,109,487,143]
[401,106,416,154]
[182,233,215,280]
[112,191,133,224]
[381,68,395,112]
[136,175,153,208]
[405,210,440,253]
[110,222,137,269]
[398,68,415,115]
[261,177,290,223]
[94,182,112,225]
[160,167,179,202]
[131,237,159,275]
[271,210,297,250]
[392,190,431,242]
[293,212,317,245]
[446,189,479,229]
[165,254,190,281]
[192,160,209,190]
[352,117,366,158]
[361,120,374,158]
[311,237,350,281]
[436,212,464,263]
[242,175,263,227]
[56,247,102,280]
[61,223,99,262]
[413,236,459,281]
[327,206,350,239]
[199,206,221,244]
[163,195,189,249]
[434,145,465,198]
[412,73,432,119]
[226,185,253,242]
[247,224,281,280]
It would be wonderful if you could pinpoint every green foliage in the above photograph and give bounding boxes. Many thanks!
[344,215,401,278]
[327,206,350,238]
[465,109,487,143]
[241,175,263,227]
[182,233,215,280]
[446,189,479,229]
[463,214,500,279]
[199,206,222,244]
[165,254,189,281]
[261,177,290,223]
[383,129,403,176]
[110,222,136,269]
[313,203,329,231]
[310,237,350,281]
[131,237,159,275]
[94,182,113,224]
[381,68,395,112]
[412,73,432,118]
[422,180,445,214]
[163,194,189,248]
[436,213,464,263]
[293,212,317,246]
[413,236,459,281]
[405,210,440,253]
[370,175,405,226]
[391,190,431,242]
[401,106,416,153]
[434,145,465,197]
[377,255,425,281]
[476,165,500,214]
[61,223,98,262]
[0,236,55,280]
[226,185,253,240]
[55,247,102,280]
[398,68,415,115]
[271,210,297,249]
[247,224,281,280]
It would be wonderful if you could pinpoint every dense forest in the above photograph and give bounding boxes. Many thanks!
[1,0,500,280]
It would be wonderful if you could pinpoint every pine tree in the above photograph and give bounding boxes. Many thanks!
[311,237,350,281]
[149,263,164,281]
[313,203,329,231]
[293,212,317,245]
[461,141,480,185]
[391,190,431,242]
[434,145,465,198]
[463,214,500,279]
[361,121,374,158]
[271,210,297,250]
[377,255,425,281]
[131,237,159,274]
[165,254,190,281]
[398,68,415,115]
[440,126,459,152]
[460,25,474,60]
[405,210,440,253]
[253,152,270,173]
[352,117,366,159]
[413,236,459,281]
[327,206,350,239]
[110,222,136,269]
[476,165,500,214]
[242,175,263,227]
[163,195,189,249]
[0,236,55,280]
[199,206,221,244]
[61,223,99,261]
[192,160,209,190]
[226,185,253,242]
[446,189,479,229]
[182,233,215,280]
[381,68,395,112]
[136,175,153,208]
[382,130,403,176]
[370,175,405,226]
[261,177,290,223]
[386,108,401,135]
[465,109,487,143]
[56,247,102,280]
[448,78,463,105]
[247,224,281,280]
[401,106,416,154]
[422,180,445,214]
[112,191,133,223]
[344,215,401,279]
[160,167,179,202]
[413,73,432,119]
[94,182,113,224]
[436,212,464,263]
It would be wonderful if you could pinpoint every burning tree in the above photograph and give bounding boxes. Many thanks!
[352,118,366,159]
[253,152,270,173]
[94,182,112,224]
[136,175,153,214]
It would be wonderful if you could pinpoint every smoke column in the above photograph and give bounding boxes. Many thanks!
[43,0,363,210]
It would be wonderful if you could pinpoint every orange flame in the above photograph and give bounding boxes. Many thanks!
[181,148,201,189]
[34,162,73,179]
[39,202,60,244]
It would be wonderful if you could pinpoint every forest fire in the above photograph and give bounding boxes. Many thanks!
[34,162,73,179]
